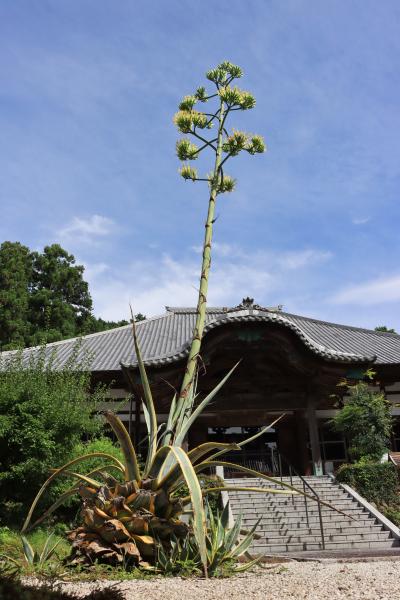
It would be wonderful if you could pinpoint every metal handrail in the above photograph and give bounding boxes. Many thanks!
[275,451,325,551]
[223,449,326,551]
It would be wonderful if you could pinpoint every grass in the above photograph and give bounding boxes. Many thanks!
[0,526,71,563]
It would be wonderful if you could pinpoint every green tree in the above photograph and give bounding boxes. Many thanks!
[333,382,392,462]
[86,313,146,334]
[0,242,32,350]
[0,241,142,349]
[0,345,106,526]
[173,61,265,408]
[375,326,397,333]
[28,244,93,345]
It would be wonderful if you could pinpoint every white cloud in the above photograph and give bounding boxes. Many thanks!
[84,253,275,320]
[352,216,371,225]
[332,274,400,305]
[58,215,116,243]
[85,243,332,320]
[278,249,333,270]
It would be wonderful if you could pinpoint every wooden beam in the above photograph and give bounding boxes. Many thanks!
[306,396,323,476]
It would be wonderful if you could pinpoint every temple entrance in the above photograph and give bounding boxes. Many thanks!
[207,424,279,475]
[205,413,310,476]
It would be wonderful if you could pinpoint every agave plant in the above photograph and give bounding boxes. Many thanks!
[22,62,343,577]
[156,502,261,577]
[21,320,293,574]
[21,533,62,568]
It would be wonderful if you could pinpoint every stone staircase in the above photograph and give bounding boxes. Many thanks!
[225,475,400,554]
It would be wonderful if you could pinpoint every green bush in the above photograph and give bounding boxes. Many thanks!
[382,506,400,526]
[332,382,392,462]
[336,462,398,504]
[0,345,107,527]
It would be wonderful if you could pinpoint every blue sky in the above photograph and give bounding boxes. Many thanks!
[1,1,400,329]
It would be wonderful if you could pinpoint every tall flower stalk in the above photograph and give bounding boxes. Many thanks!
[23,63,345,578]
[174,61,266,413]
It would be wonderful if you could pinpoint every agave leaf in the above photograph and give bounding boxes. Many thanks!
[174,362,240,445]
[233,555,262,572]
[104,411,141,482]
[39,533,61,563]
[26,488,80,532]
[168,446,208,576]
[142,402,151,449]
[48,469,103,488]
[21,536,36,565]
[87,463,124,475]
[158,443,240,492]
[22,452,125,533]
[180,486,297,504]
[196,461,353,518]
[188,442,241,465]
[224,511,242,554]
[147,446,177,483]
[231,517,261,557]
[162,393,178,446]
[220,502,230,530]
[129,305,158,472]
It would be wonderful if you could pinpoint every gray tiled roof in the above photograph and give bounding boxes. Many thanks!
[2,306,400,371]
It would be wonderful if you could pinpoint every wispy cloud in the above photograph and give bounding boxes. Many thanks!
[332,274,400,305]
[278,249,333,270]
[192,243,332,269]
[85,253,274,320]
[84,242,333,320]
[58,215,116,244]
[352,217,371,225]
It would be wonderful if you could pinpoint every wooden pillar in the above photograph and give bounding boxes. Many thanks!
[307,397,323,476]
[295,410,311,475]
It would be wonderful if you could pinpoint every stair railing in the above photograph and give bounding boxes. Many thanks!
[219,448,326,550]
[276,451,325,551]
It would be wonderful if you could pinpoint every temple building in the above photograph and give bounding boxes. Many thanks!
[8,298,400,476]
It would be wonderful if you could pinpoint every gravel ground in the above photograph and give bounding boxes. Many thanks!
[30,559,400,600]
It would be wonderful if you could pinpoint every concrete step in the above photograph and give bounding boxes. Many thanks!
[252,531,392,544]
[226,475,398,555]
[239,516,375,528]
[251,539,399,554]
[232,503,363,518]
[246,524,385,535]
[229,494,356,503]
[231,506,368,517]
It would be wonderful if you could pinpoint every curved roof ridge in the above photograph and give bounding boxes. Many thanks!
[121,311,377,368]
[280,311,400,338]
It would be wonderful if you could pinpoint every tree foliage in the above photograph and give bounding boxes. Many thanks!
[0,242,143,350]
[375,325,397,333]
[333,382,392,462]
[0,345,107,526]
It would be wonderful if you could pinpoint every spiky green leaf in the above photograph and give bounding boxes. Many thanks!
[129,306,158,473]
[104,411,141,482]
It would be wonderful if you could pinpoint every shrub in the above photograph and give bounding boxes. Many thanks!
[0,345,107,526]
[382,506,400,526]
[332,382,392,462]
[336,462,398,505]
